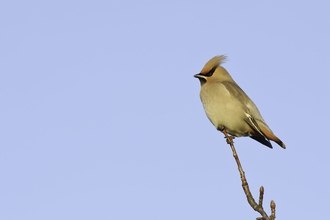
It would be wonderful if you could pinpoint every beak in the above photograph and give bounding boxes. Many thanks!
[194,73,207,85]
[194,73,204,78]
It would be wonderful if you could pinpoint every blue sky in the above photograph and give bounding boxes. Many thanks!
[1,1,330,219]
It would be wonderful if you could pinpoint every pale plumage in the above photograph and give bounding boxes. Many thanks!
[194,55,285,149]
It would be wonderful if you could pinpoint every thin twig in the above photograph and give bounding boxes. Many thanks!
[259,186,264,208]
[221,129,270,220]
[270,200,276,220]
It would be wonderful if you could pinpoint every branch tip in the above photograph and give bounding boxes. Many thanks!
[270,200,276,220]
[270,200,276,209]
[258,186,264,207]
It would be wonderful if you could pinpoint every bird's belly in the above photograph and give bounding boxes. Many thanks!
[201,94,249,137]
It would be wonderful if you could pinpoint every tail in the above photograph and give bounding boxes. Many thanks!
[245,114,286,149]
[250,135,273,148]
[259,124,286,149]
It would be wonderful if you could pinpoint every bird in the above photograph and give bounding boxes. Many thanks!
[194,55,285,149]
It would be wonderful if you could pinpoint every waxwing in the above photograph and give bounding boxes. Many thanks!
[194,55,285,149]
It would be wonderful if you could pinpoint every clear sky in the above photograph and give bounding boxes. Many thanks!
[1,1,329,219]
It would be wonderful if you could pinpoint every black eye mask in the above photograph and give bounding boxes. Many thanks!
[203,66,217,77]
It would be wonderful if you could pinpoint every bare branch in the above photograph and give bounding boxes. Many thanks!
[221,129,275,220]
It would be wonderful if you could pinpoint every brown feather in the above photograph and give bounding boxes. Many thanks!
[258,124,286,149]
[200,55,227,74]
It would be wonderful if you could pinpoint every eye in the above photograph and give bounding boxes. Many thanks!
[204,66,216,77]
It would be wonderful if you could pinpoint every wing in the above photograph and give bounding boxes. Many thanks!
[222,81,273,131]
[221,81,286,149]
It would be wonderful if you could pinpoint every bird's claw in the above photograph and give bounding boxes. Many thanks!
[224,135,235,144]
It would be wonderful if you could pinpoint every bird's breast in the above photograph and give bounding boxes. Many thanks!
[200,83,249,136]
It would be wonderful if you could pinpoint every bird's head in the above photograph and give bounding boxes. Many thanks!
[194,55,233,85]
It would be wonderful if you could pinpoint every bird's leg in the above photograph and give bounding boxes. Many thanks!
[218,127,235,145]
[225,135,235,145]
